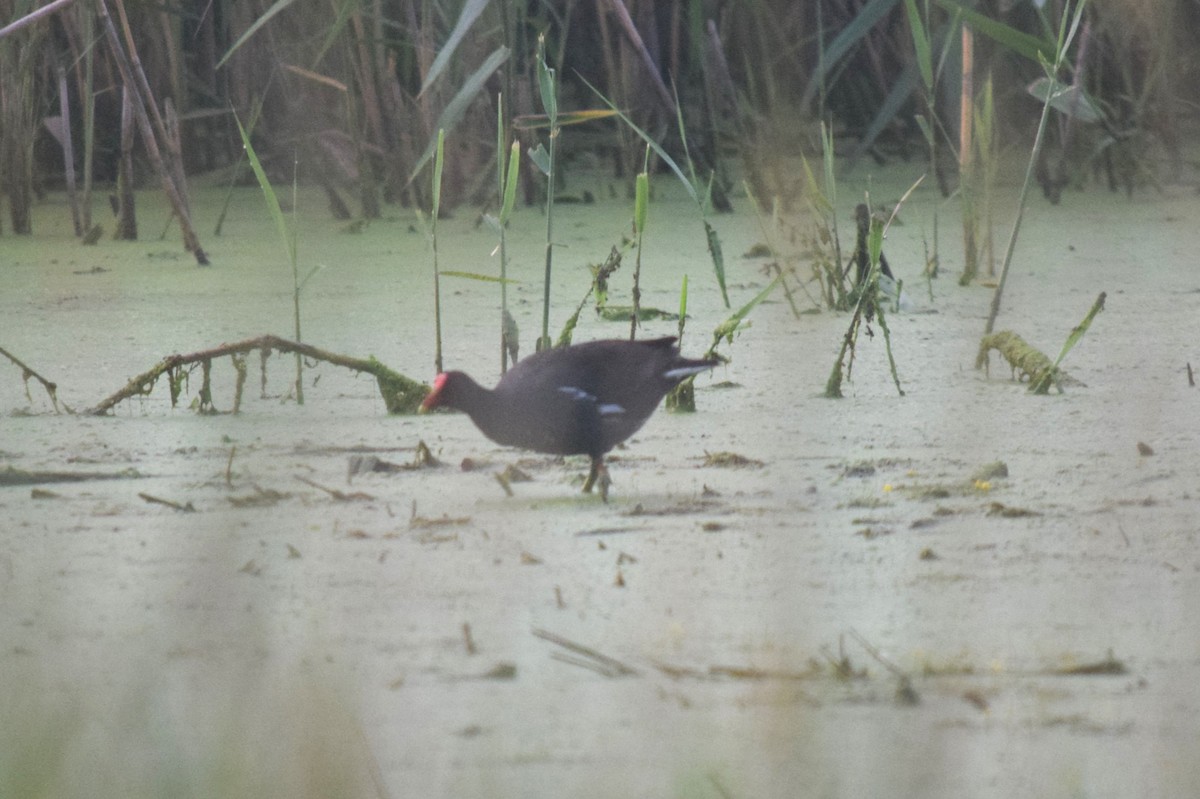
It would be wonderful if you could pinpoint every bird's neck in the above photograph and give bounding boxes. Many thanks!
[451,377,512,444]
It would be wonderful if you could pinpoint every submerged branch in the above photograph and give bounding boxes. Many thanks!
[0,346,62,411]
[87,334,427,416]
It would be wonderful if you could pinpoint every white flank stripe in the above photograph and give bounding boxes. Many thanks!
[663,364,713,380]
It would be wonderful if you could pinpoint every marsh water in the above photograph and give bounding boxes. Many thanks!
[2,159,1199,797]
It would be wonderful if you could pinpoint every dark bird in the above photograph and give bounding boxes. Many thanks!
[420,337,719,500]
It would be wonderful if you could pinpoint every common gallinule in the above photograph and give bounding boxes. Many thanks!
[420,336,718,500]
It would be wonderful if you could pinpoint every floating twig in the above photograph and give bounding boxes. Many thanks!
[848,628,920,705]
[138,492,196,512]
[1052,650,1128,676]
[532,628,638,677]
[0,466,141,486]
[409,513,471,529]
[296,475,374,502]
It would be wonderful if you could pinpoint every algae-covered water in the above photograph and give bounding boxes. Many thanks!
[2,160,1200,797]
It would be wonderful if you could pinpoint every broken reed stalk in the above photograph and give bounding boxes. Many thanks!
[112,0,172,168]
[163,98,191,219]
[974,76,998,276]
[96,0,208,263]
[288,159,304,404]
[114,85,137,239]
[78,2,95,234]
[532,627,638,677]
[56,63,82,236]
[629,154,649,340]
[959,23,977,285]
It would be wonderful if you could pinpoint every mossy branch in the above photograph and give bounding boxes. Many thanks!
[978,293,1104,394]
[87,335,427,416]
[978,331,1064,392]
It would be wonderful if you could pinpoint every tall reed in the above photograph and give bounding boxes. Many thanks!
[494,97,521,372]
[533,34,559,353]
[629,148,649,340]
[430,128,446,374]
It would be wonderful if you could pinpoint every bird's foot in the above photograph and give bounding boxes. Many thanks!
[597,467,611,503]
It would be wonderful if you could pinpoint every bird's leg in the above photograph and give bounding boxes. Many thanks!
[597,463,611,503]
[582,456,611,502]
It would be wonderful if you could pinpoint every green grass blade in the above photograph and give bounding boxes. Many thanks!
[904,0,934,91]
[513,109,619,130]
[580,74,697,205]
[234,113,292,262]
[800,154,833,216]
[496,95,505,197]
[1051,292,1106,368]
[801,0,901,107]
[555,302,584,348]
[634,172,649,235]
[313,0,358,68]
[703,220,729,308]
[1030,292,1105,394]
[535,33,557,120]
[933,0,1055,62]
[431,129,444,223]
[820,120,838,211]
[868,215,884,270]
[440,270,519,283]
[408,46,510,183]
[421,0,491,95]
[499,141,520,223]
[709,273,781,354]
[217,0,299,70]
[676,274,689,341]
[528,142,551,176]
[848,63,920,166]
[1027,77,1104,122]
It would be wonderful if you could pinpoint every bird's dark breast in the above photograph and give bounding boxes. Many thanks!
[484,387,599,456]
